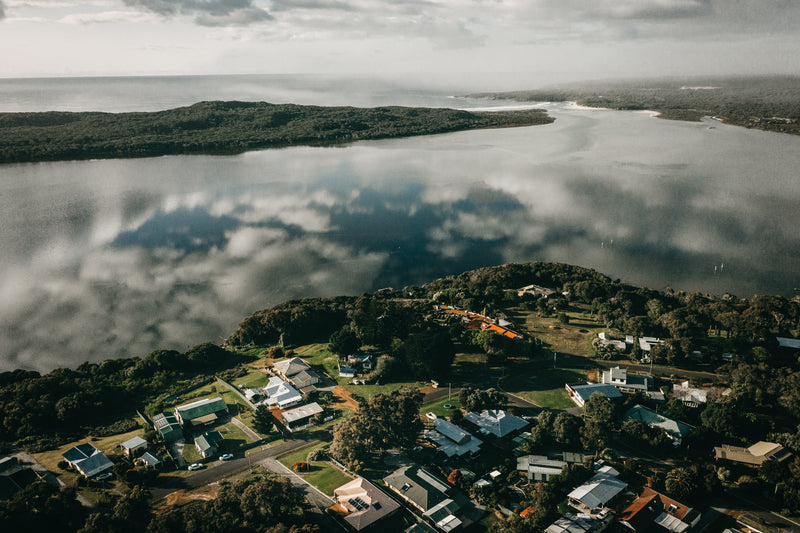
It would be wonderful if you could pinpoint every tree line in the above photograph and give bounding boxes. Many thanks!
[0,101,553,164]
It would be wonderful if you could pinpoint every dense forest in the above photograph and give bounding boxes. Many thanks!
[471,75,800,135]
[0,101,553,164]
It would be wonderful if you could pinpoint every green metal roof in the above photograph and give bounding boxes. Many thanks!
[176,397,228,422]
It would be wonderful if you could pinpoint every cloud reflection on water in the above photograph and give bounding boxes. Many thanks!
[2,105,800,372]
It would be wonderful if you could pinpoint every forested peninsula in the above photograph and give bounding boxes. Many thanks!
[471,75,800,135]
[0,101,553,164]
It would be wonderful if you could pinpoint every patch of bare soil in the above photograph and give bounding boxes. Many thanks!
[330,385,359,410]
[157,485,221,509]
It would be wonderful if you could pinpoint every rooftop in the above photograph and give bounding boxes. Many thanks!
[175,396,228,421]
[464,409,527,437]
[333,477,400,531]
[282,402,324,424]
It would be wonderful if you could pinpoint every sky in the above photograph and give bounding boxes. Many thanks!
[1,0,799,81]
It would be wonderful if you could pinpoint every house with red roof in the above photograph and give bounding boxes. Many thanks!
[618,488,701,532]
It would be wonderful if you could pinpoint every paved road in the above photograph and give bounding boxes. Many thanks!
[149,438,316,501]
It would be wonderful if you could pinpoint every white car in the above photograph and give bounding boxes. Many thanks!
[219,453,234,461]
[96,472,113,480]
[188,462,204,471]
[425,412,437,420]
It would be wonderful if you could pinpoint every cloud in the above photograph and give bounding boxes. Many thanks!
[0,0,5,18]
[122,0,273,25]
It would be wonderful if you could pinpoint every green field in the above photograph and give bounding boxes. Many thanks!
[501,365,587,409]
[277,442,353,496]
[421,396,461,417]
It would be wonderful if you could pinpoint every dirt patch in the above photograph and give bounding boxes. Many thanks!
[157,485,221,509]
[330,386,359,411]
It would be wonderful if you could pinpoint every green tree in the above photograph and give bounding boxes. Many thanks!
[328,327,360,356]
[254,405,274,435]
[665,467,697,501]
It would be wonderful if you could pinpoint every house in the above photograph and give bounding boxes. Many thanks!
[244,388,262,402]
[619,487,701,532]
[597,332,628,352]
[273,357,322,392]
[623,405,694,444]
[332,477,401,531]
[776,337,800,349]
[517,284,556,298]
[464,409,527,438]
[517,452,585,481]
[281,402,324,432]
[714,441,793,466]
[61,443,114,478]
[153,412,183,442]
[339,363,357,378]
[347,354,374,371]
[545,513,609,533]
[139,451,163,469]
[0,459,45,501]
[517,455,567,482]
[384,465,462,531]
[120,436,148,458]
[565,383,623,407]
[672,381,708,407]
[175,397,228,427]
[424,418,482,457]
[601,367,653,393]
[638,337,664,355]
[567,469,627,511]
[194,430,224,458]
[262,376,303,409]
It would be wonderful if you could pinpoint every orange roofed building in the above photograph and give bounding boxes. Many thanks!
[618,488,701,532]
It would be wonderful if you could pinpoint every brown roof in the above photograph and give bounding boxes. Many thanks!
[715,441,792,466]
[619,488,698,532]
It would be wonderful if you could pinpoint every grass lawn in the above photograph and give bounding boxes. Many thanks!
[501,364,587,409]
[230,367,272,390]
[277,442,353,496]
[421,396,461,417]
[180,383,252,413]
[217,421,253,446]
[182,440,204,463]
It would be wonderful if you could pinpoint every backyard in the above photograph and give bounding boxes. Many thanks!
[277,442,353,496]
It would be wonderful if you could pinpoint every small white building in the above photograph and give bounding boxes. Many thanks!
[120,436,148,458]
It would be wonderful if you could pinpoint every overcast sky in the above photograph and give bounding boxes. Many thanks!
[1,0,799,82]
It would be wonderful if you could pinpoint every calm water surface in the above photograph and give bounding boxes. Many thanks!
[1,76,799,372]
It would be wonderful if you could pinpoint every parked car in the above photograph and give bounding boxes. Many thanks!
[219,453,234,461]
[96,472,113,480]
[425,412,437,420]
[188,463,204,471]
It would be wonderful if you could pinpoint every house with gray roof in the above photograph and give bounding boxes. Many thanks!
[175,396,228,427]
[623,405,693,443]
[602,367,653,393]
[424,418,482,457]
[565,382,623,407]
[61,443,114,478]
[139,451,163,469]
[120,436,148,458]
[465,409,527,438]
[384,465,463,531]
[194,430,224,458]
[281,402,324,432]
[333,477,400,531]
[567,469,627,511]
[262,376,303,408]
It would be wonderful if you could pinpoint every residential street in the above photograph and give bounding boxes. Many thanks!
[149,437,317,502]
